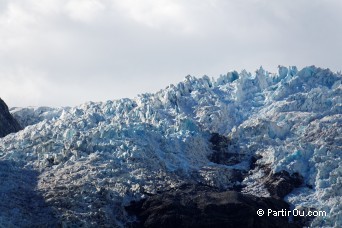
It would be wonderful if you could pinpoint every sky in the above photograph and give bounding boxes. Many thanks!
[1,0,341,107]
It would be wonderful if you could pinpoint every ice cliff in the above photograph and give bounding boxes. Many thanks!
[0,66,341,227]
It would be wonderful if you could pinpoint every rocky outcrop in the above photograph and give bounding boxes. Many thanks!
[0,98,21,137]
[264,170,303,199]
[126,184,300,228]
[208,133,248,166]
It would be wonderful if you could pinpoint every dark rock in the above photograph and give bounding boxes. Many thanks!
[208,133,246,166]
[250,155,262,170]
[264,171,303,199]
[0,98,22,137]
[126,184,300,228]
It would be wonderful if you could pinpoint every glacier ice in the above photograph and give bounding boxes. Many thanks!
[0,65,341,227]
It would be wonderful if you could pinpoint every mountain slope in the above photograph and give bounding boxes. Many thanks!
[0,98,22,137]
[1,66,341,227]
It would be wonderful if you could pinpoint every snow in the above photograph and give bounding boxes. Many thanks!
[1,65,341,227]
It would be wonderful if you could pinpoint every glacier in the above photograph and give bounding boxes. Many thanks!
[0,65,341,227]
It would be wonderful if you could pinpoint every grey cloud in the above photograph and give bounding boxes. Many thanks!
[0,0,341,107]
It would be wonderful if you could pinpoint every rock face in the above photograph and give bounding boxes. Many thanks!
[264,170,303,199]
[208,133,242,165]
[126,184,299,228]
[0,98,21,137]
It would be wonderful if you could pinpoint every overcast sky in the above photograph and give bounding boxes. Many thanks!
[1,0,341,107]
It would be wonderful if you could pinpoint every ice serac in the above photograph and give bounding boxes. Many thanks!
[10,106,68,127]
[1,66,341,227]
[0,98,22,137]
